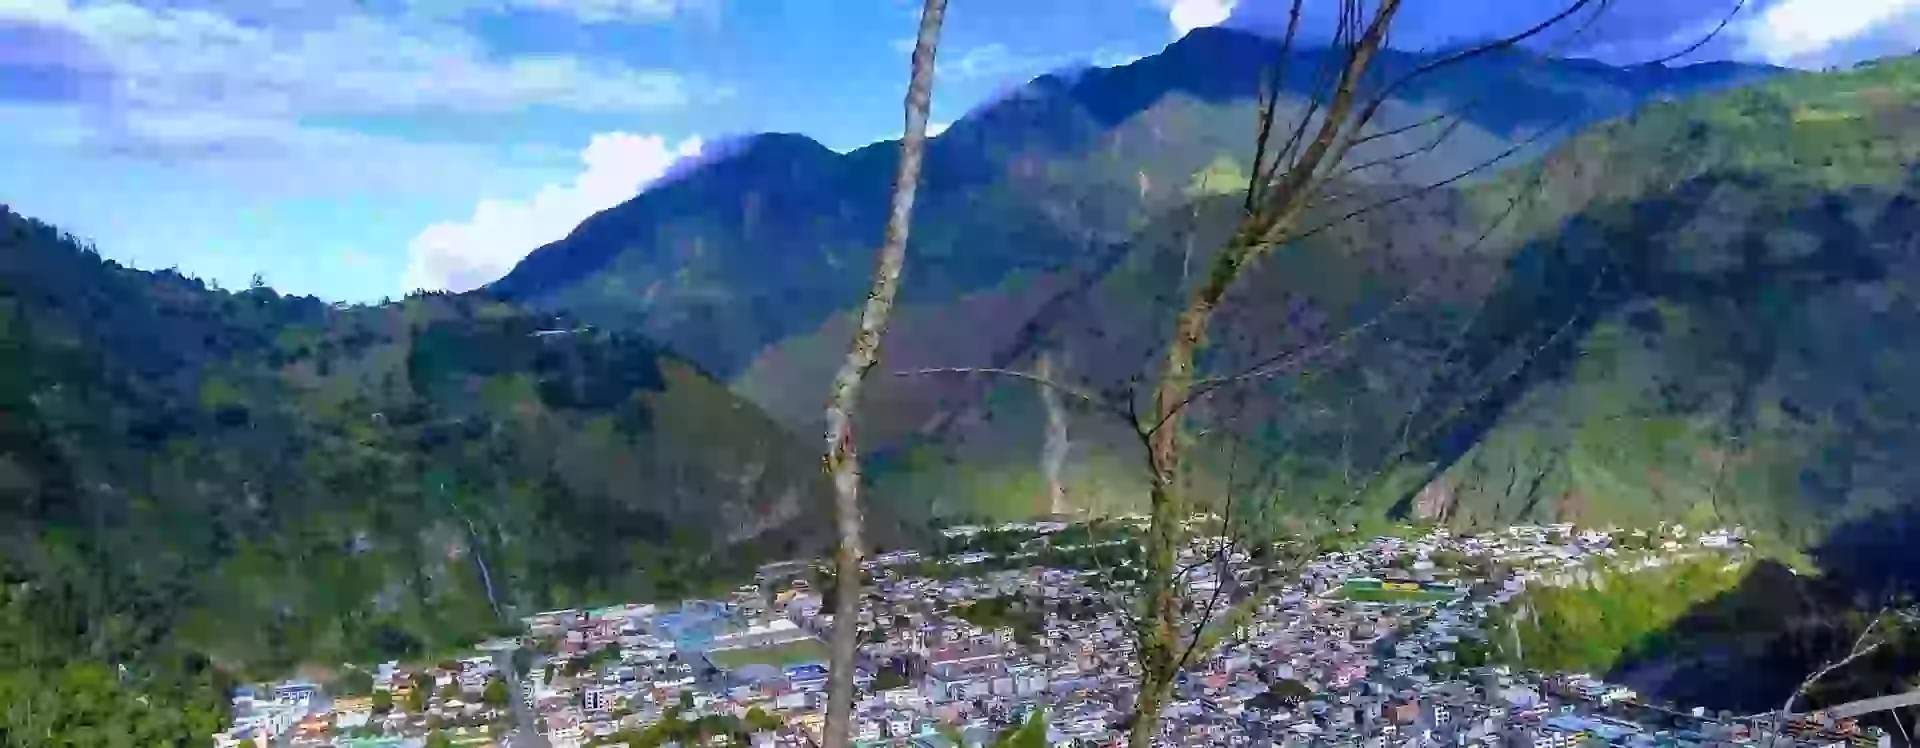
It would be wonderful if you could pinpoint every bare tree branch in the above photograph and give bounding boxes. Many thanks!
[1171,437,1247,674]
[1323,0,1601,166]
[1782,614,1888,718]
[1295,115,1571,243]
[1246,0,1307,211]
[894,367,1124,418]
[819,2,947,746]
[1336,264,1613,516]
[1645,0,1749,66]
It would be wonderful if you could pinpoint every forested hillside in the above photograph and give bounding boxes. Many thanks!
[0,207,828,740]
[860,55,1920,547]
[480,27,1780,529]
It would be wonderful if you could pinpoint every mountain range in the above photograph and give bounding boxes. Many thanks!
[3,22,1919,741]
[484,27,1804,528]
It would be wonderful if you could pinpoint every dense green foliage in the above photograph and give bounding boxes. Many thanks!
[990,710,1050,748]
[0,206,830,739]
[873,665,911,691]
[954,595,1047,645]
[585,705,770,747]
[1490,557,1746,673]
[880,55,1920,546]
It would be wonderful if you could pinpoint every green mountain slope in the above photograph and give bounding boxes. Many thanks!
[864,56,1920,543]
[0,206,829,732]
[490,28,1773,417]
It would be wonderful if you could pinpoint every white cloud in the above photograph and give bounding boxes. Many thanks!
[1738,0,1920,65]
[944,43,1059,81]
[926,120,950,137]
[403,132,704,293]
[497,0,687,23]
[5,0,696,118]
[1092,49,1146,67]
[1154,0,1236,37]
[84,109,556,196]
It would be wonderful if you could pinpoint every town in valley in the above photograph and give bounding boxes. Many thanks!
[215,519,1890,748]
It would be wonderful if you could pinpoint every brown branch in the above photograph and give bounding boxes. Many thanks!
[893,366,1122,417]
[1782,614,1887,718]
[1389,154,1556,453]
[1646,0,1748,66]
[1246,0,1306,211]
[1171,438,1242,674]
[1195,276,1435,392]
[1156,1,1609,432]
[1340,265,1612,514]
[819,2,946,746]
[1301,0,1616,202]
[1263,0,1350,188]
[1329,0,1601,158]
[1326,115,1470,184]
[1296,114,1569,246]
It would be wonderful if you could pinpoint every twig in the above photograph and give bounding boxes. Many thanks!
[894,366,1120,416]
[1781,615,1886,718]
[1291,115,1571,246]
[1645,0,1748,66]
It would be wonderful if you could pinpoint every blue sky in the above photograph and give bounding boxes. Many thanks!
[1,0,1917,302]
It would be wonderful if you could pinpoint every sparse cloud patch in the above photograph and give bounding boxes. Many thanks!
[945,43,1053,81]
[403,132,704,293]
[1154,0,1236,38]
[1,0,697,119]
[1737,0,1920,66]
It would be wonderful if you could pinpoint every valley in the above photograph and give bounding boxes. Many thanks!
[1,14,1919,747]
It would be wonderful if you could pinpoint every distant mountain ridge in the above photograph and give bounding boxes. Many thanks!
[481,27,1780,526]
[487,27,1779,380]
[864,54,1920,544]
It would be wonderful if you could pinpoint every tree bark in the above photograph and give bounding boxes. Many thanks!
[1127,4,1401,745]
[819,2,946,747]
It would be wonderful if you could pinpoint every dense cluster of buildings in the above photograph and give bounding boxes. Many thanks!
[216,518,1893,748]
[213,656,514,746]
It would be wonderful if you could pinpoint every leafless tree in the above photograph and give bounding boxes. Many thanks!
[1119,1,1637,742]
[890,0,1764,744]
[818,1,948,747]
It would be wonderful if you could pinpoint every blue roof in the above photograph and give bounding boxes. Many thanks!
[1546,715,1636,741]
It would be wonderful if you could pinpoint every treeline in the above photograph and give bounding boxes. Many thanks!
[0,571,229,745]
[930,520,1140,556]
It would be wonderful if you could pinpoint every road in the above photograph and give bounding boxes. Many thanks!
[1806,688,1920,720]
[493,647,549,748]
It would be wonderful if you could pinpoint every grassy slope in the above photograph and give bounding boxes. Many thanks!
[1492,556,1749,674]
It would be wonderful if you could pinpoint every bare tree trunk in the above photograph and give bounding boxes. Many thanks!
[1127,4,1400,743]
[819,2,946,746]
[875,2,1728,745]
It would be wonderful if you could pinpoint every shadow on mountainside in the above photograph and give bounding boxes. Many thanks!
[1384,168,1915,527]
[1602,499,1920,724]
